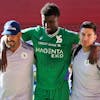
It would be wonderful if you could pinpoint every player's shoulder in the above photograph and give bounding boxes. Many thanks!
[21,26,43,39]
[60,27,78,35]
[21,25,42,33]
[22,42,33,51]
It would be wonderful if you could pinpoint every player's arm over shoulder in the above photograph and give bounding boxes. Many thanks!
[21,26,42,42]
[64,29,79,44]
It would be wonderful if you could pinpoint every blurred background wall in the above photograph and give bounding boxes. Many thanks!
[0,0,100,42]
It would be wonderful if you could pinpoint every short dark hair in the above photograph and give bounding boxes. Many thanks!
[80,21,99,64]
[41,3,60,17]
[80,21,96,33]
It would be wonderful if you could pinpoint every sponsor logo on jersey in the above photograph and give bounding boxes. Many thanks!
[36,47,64,58]
[38,41,61,47]
[39,36,43,40]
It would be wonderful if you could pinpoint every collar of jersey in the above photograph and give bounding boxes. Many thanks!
[45,27,60,38]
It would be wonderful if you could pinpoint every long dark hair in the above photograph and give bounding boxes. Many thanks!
[88,44,100,64]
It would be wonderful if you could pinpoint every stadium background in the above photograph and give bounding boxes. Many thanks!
[0,0,100,42]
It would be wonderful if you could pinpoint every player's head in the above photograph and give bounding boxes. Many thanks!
[41,3,60,34]
[79,21,97,48]
[2,20,22,50]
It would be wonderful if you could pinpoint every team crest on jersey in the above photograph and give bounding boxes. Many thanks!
[21,52,28,59]
[56,35,62,43]
[84,60,89,66]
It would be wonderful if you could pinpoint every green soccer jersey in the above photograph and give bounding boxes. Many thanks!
[22,26,79,89]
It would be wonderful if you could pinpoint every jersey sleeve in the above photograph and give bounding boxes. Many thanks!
[67,30,79,44]
[21,26,41,42]
[21,27,35,42]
